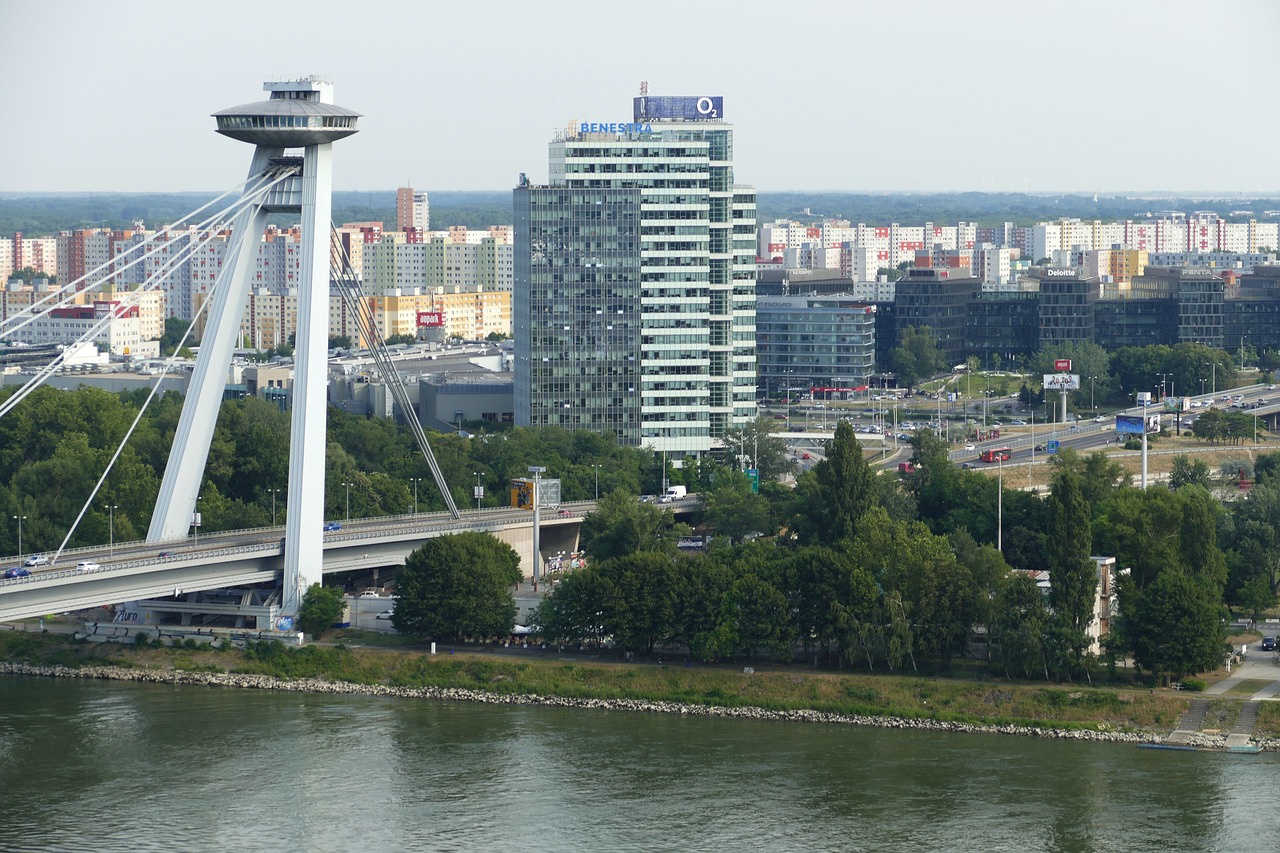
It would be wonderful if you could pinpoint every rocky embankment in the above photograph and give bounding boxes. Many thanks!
[4,662,1275,751]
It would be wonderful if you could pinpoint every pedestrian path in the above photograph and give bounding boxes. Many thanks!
[1225,701,1260,749]
[1165,698,1209,745]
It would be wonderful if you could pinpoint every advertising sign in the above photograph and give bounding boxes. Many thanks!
[1043,373,1081,391]
[633,95,724,122]
[1054,359,1072,372]
[416,311,445,328]
[1163,396,1190,413]
[1116,415,1145,435]
[1146,415,1161,433]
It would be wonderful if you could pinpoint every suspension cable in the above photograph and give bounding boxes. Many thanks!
[329,228,461,519]
[1,167,292,339]
[0,171,296,419]
[49,264,226,565]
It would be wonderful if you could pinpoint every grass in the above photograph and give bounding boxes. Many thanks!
[0,631,1210,735]
[1225,679,1272,696]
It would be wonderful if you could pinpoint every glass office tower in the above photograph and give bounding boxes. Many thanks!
[515,95,756,457]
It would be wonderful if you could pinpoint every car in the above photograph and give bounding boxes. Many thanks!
[376,609,394,620]
[1034,444,1046,452]
[1094,415,1106,422]
[1010,419,1027,426]
[357,590,382,598]
[961,462,974,470]
[23,554,48,567]
[157,550,176,558]
[964,443,976,451]
[1262,636,1277,651]
[3,567,31,579]
[801,452,811,460]
[323,522,342,531]
[557,509,572,516]
[75,561,100,573]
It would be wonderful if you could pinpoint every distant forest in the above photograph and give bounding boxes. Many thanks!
[2,190,1279,236]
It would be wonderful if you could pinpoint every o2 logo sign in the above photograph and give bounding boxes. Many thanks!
[696,97,719,118]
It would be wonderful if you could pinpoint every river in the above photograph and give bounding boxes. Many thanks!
[1,675,1275,852]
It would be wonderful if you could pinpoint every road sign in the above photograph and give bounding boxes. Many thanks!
[1047,440,1060,454]
[746,468,759,493]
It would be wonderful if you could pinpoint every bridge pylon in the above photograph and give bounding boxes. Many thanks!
[145,78,361,620]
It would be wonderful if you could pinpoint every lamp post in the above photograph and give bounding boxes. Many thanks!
[984,373,991,429]
[997,455,1003,552]
[592,463,600,500]
[1089,375,1097,413]
[1158,373,1170,402]
[474,471,484,512]
[269,488,281,527]
[193,496,201,546]
[528,466,547,585]
[108,504,118,557]
[1205,361,1216,397]
[12,514,25,560]
[409,478,421,515]
[342,482,351,522]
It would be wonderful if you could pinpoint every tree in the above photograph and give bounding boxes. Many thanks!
[328,334,353,350]
[579,490,688,561]
[994,573,1050,679]
[159,317,192,355]
[393,532,522,640]
[1128,572,1226,683]
[297,583,344,638]
[1169,456,1212,490]
[889,325,945,389]
[792,421,876,545]
[385,333,416,346]
[1238,575,1277,625]
[1044,469,1095,676]
[714,573,793,661]
[721,416,794,480]
[700,470,772,545]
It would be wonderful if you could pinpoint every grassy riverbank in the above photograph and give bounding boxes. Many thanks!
[2,630,1252,736]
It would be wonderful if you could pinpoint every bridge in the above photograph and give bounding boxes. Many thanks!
[0,496,705,625]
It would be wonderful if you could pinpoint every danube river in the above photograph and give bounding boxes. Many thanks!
[1,675,1275,852]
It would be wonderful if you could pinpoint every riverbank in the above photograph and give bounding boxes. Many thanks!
[2,633,1276,749]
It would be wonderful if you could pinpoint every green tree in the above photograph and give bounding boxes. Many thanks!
[328,335,353,350]
[595,552,681,654]
[579,490,688,561]
[714,573,793,661]
[792,421,875,545]
[1169,455,1212,490]
[297,583,345,638]
[994,573,1050,679]
[159,317,193,355]
[700,470,772,545]
[721,415,794,480]
[385,333,416,346]
[1238,575,1277,625]
[1044,468,1095,676]
[889,325,945,389]
[393,532,522,640]
[1128,572,1226,683]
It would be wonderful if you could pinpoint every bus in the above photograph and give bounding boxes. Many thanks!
[979,447,1011,463]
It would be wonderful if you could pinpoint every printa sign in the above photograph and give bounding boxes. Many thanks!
[633,95,724,121]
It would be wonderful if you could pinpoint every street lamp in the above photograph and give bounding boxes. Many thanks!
[474,471,484,512]
[528,466,547,585]
[592,463,600,500]
[12,514,25,560]
[106,504,117,558]
[193,496,201,546]
[1205,361,1216,397]
[269,488,281,527]
[342,482,351,522]
[1088,376,1097,413]
[409,478,422,515]
[1157,373,1171,402]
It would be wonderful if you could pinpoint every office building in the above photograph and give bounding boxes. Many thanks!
[515,93,756,456]
[756,295,875,397]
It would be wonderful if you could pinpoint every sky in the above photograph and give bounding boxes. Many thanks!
[2,0,1278,196]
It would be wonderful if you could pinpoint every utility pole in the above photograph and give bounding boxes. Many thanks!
[528,466,546,586]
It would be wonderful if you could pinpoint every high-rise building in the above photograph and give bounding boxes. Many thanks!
[396,186,429,232]
[514,93,756,456]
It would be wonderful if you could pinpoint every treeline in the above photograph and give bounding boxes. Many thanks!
[0,386,678,557]
[536,423,1273,683]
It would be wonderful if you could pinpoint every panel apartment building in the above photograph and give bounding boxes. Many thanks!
[515,94,756,456]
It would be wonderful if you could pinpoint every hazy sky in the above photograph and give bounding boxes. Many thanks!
[3,0,1277,196]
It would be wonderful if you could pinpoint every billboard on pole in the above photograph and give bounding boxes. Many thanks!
[1054,359,1072,371]
[1116,415,1145,435]
[1043,373,1081,391]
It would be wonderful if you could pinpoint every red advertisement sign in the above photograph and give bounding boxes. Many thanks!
[416,311,445,328]
[1054,359,1072,371]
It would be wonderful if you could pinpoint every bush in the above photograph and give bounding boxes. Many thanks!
[1181,678,1206,692]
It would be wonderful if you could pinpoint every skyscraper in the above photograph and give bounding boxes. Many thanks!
[514,93,756,457]
[396,186,429,232]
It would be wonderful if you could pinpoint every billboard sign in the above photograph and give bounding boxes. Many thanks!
[1146,415,1161,433]
[1043,373,1081,391]
[1163,396,1190,413]
[633,95,724,122]
[1116,415,1145,435]
[416,311,445,328]
[1054,359,1072,372]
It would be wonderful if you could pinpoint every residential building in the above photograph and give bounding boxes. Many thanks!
[396,186,429,232]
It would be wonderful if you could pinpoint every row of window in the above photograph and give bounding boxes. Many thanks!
[217,114,355,130]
